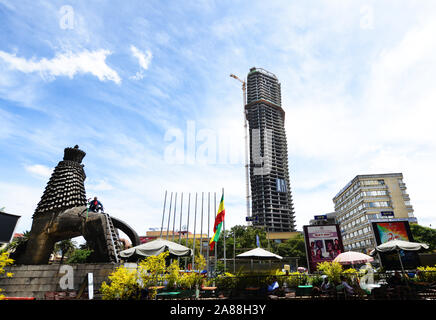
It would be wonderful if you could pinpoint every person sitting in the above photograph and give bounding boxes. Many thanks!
[321,276,333,293]
[267,277,280,296]
[312,276,334,297]
[339,275,354,295]
[387,271,403,287]
[89,196,104,212]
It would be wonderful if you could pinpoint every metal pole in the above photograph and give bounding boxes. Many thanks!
[185,193,191,270]
[234,228,236,273]
[222,188,226,272]
[214,192,217,272]
[179,193,184,243]
[207,192,210,275]
[200,192,204,258]
[192,192,198,270]
[398,249,406,276]
[172,193,178,242]
[159,190,168,238]
[177,193,183,265]
[166,192,173,240]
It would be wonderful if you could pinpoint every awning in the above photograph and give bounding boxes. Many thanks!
[236,247,283,260]
[119,238,192,258]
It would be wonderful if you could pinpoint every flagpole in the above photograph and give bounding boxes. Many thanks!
[179,192,184,243]
[207,192,210,275]
[200,192,204,258]
[166,192,173,240]
[234,227,236,273]
[185,193,191,270]
[222,187,226,273]
[192,192,198,270]
[214,192,217,273]
[159,190,168,238]
[172,192,178,242]
[178,192,184,265]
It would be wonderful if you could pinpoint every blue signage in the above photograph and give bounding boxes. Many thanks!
[314,215,328,220]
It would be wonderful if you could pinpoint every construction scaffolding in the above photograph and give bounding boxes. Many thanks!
[245,67,296,233]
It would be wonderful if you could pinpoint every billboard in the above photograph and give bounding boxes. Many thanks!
[371,221,419,270]
[0,211,21,243]
[303,224,344,273]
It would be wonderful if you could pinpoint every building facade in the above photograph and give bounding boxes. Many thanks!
[333,173,416,253]
[245,67,296,232]
[309,212,337,226]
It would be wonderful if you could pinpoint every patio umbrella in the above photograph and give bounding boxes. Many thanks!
[333,251,374,266]
[369,239,429,275]
[236,247,283,260]
[369,239,429,254]
[119,238,192,259]
[236,247,282,272]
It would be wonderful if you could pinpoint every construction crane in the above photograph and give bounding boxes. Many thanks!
[230,73,251,223]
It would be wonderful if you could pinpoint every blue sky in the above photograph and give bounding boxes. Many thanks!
[1,1,436,240]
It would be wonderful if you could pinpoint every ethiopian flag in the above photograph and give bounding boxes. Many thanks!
[209,193,225,251]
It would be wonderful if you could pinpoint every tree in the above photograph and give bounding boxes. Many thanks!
[1,231,30,254]
[271,233,307,265]
[66,248,93,263]
[215,225,269,259]
[410,224,436,252]
[54,239,77,264]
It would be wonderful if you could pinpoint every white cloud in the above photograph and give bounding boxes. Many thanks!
[25,164,52,179]
[86,179,114,192]
[129,45,152,80]
[0,49,121,84]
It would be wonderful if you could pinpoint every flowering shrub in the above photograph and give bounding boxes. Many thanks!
[100,265,139,300]
[215,272,237,290]
[416,265,436,282]
[0,252,14,300]
[317,261,344,284]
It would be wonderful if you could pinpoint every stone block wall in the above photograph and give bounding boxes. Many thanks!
[0,263,121,300]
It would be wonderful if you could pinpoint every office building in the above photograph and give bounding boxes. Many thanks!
[333,173,416,253]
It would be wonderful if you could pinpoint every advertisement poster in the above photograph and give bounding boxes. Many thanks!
[0,211,21,243]
[303,224,344,273]
[372,221,419,270]
[376,222,409,243]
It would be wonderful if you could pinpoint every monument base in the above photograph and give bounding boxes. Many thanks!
[0,263,120,300]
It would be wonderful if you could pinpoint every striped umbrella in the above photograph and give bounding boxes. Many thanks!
[333,251,374,265]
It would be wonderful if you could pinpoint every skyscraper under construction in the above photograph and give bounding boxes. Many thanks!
[245,67,296,232]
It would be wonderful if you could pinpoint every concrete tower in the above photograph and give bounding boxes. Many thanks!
[245,67,296,232]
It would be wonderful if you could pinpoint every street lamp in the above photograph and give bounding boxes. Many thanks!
[230,74,251,223]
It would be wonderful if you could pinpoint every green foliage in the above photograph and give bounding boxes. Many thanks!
[66,248,93,263]
[54,239,77,263]
[216,225,269,259]
[410,224,436,252]
[215,272,237,290]
[272,233,307,263]
[1,231,30,254]
[317,261,344,284]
